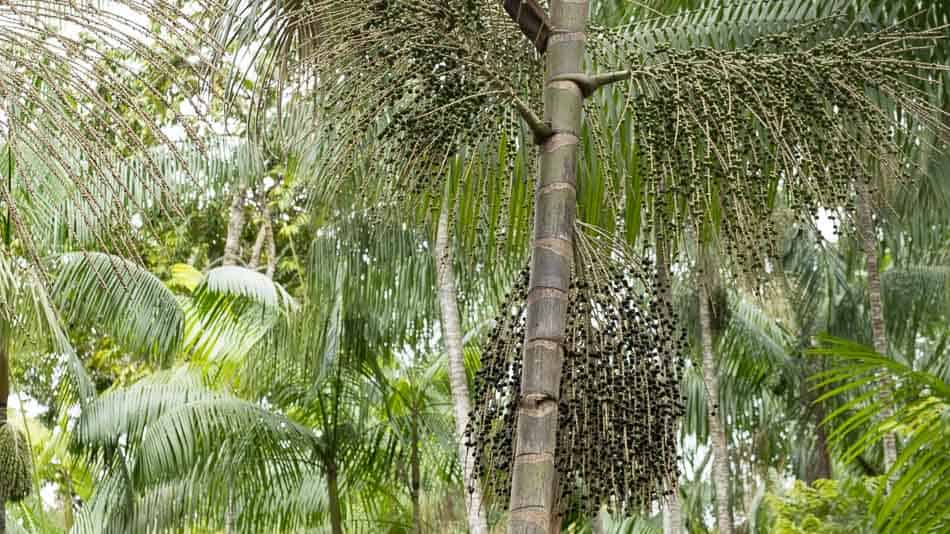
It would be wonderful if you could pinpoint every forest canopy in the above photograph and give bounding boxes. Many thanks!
[1,1,948,533]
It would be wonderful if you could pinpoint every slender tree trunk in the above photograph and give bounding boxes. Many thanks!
[698,258,734,534]
[222,185,246,266]
[0,330,10,534]
[225,491,235,533]
[410,406,422,534]
[810,402,833,482]
[61,473,74,531]
[656,233,683,534]
[662,499,682,534]
[509,2,587,532]
[248,225,266,270]
[265,215,277,279]
[326,460,343,534]
[186,248,200,267]
[249,203,274,276]
[2,144,9,534]
[856,185,898,475]
[1,328,9,534]
[662,493,683,534]
[434,206,489,533]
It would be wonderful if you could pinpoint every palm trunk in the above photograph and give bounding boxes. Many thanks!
[1,328,9,534]
[410,406,422,534]
[803,354,832,483]
[811,402,833,481]
[222,186,246,266]
[591,506,606,534]
[509,2,587,532]
[698,260,734,534]
[248,226,266,270]
[249,203,274,276]
[61,473,74,530]
[856,185,898,474]
[2,145,8,534]
[225,491,235,533]
[662,498,684,534]
[656,232,683,534]
[434,207,489,534]
[326,460,343,534]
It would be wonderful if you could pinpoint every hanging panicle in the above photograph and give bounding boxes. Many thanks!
[467,228,686,516]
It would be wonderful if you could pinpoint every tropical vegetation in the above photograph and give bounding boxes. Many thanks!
[0,1,948,533]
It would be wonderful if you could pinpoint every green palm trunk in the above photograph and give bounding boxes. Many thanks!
[326,459,343,534]
[410,403,421,534]
[509,1,588,532]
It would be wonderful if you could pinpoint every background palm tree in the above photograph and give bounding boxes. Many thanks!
[2,1,949,533]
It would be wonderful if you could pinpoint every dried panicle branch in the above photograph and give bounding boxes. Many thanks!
[466,225,686,516]
[216,0,542,201]
[590,21,949,282]
[0,1,223,261]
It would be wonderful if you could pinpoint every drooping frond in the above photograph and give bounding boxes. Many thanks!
[196,265,295,311]
[75,370,339,532]
[133,396,318,488]
[718,291,796,413]
[69,456,135,534]
[811,335,950,532]
[75,368,210,448]
[120,470,334,534]
[0,251,94,404]
[882,265,950,351]
[1,133,270,258]
[52,252,184,366]
[245,215,438,385]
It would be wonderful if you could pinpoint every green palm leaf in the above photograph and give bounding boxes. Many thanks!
[53,252,184,366]
[811,334,950,532]
[182,264,295,362]
[0,1,221,258]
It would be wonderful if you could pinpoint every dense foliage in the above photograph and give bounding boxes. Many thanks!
[1,1,948,533]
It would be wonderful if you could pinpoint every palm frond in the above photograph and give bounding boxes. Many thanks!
[75,370,335,532]
[75,368,211,448]
[881,265,950,352]
[69,454,135,534]
[592,0,853,52]
[133,397,318,489]
[196,265,295,312]
[0,251,95,404]
[0,1,221,259]
[811,335,950,532]
[52,252,184,366]
[718,291,797,420]
[245,216,438,384]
